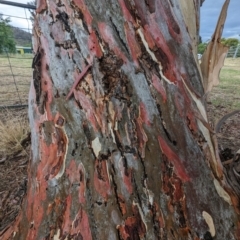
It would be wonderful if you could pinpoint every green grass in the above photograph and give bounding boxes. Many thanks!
[0,54,33,106]
[209,58,240,110]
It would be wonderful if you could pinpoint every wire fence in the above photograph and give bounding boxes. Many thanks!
[226,45,240,58]
[0,1,35,108]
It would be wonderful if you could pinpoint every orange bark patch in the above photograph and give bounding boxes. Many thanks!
[94,160,111,200]
[118,204,146,239]
[36,0,47,13]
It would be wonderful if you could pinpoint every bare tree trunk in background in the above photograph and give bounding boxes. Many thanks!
[2,0,240,239]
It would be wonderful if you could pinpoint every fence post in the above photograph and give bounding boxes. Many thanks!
[233,44,240,58]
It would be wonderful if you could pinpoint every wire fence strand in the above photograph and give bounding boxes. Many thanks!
[0,2,34,108]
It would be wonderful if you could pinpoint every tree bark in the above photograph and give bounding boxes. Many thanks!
[2,0,240,239]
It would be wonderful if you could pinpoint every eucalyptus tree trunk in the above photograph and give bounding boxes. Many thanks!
[2,0,240,239]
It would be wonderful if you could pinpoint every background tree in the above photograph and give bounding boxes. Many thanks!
[0,14,15,53]
[198,42,207,54]
[2,0,240,239]
[222,38,239,47]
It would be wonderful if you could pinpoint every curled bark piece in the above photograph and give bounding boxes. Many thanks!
[215,110,240,133]
[200,0,230,93]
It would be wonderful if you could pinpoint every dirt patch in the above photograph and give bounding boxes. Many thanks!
[207,103,240,157]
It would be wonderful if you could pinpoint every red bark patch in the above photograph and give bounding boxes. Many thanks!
[39,117,68,180]
[145,15,179,83]
[118,194,127,215]
[158,136,190,182]
[94,160,111,200]
[120,159,133,194]
[61,196,92,239]
[26,174,48,239]
[62,195,72,234]
[118,0,135,23]
[186,111,198,133]
[135,115,148,158]
[151,202,165,229]
[157,1,181,41]
[139,102,151,126]
[124,22,141,67]
[66,160,86,204]
[88,31,103,58]
[74,209,92,239]
[118,204,146,239]
[151,74,167,102]
[98,22,128,63]
[132,0,148,26]
[73,89,98,132]
[142,25,156,50]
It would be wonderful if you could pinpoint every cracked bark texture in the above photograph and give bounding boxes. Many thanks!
[2,0,240,239]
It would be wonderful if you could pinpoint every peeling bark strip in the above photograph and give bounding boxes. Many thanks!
[3,0,240,239]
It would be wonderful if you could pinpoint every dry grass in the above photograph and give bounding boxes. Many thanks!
[0,110,30,157]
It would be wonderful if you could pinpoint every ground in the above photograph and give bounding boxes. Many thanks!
[207,58,240,159]
[0,56,239,235]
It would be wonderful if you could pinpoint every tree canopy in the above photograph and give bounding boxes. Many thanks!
[221,38,239,47]
[198,38,239,55]
[0,14,16,54]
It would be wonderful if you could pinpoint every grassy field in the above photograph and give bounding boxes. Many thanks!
[209,58,240,110]
[0,54,239,108]
[0,54,33,106]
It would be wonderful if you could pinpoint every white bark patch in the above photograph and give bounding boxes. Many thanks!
[114,121,118,131]
[202,211,215,237]
[92,137,101,157]
[143,187,154,205]
[197,120,220,177]
[53,229,60,240]
[181,77,207,121]
[214,179,232,205]
[133,201,148,231]
[108,122,116,143]
[54,124,69,180]
[182,77,221,178]
[53,229,68,240]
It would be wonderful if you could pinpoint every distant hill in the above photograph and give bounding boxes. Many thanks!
[10,26,32,47]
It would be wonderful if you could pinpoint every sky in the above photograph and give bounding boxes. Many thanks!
[0,0,239,42]
[200,0,240,42]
